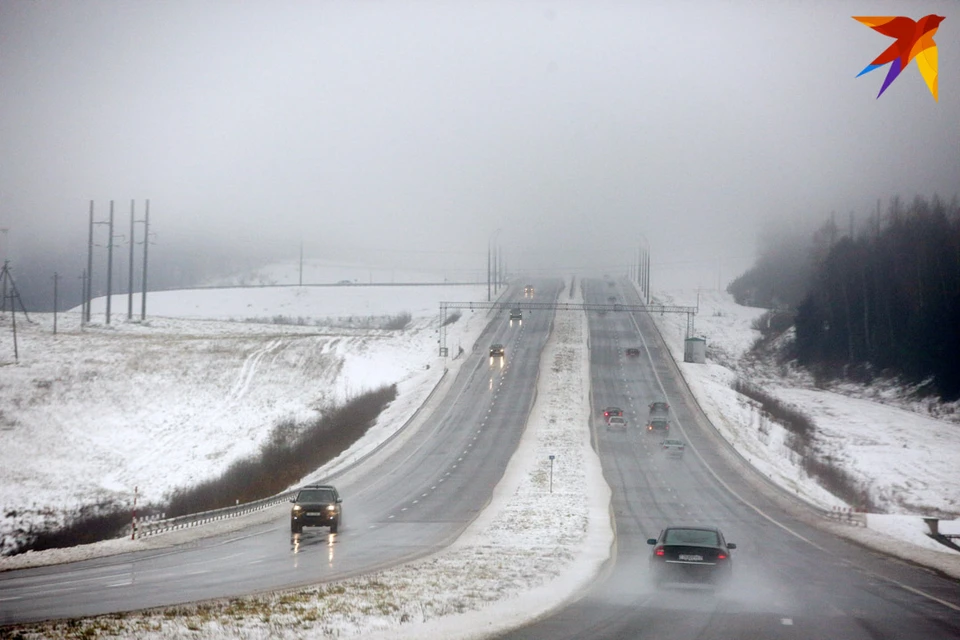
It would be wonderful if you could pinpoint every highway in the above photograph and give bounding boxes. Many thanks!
[0,279,564,626]
[4,275,959,638]
[496,278,960,640]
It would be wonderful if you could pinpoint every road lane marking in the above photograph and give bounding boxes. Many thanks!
[627,293,960,614]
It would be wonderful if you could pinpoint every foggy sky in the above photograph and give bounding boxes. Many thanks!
[1,0,958,291]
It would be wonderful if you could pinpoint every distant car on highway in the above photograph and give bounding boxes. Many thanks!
[607,416,627,430]
[647,417,670,433]
[649,400,670,414]
[489,343,505,357]
[647,400,670,433]
[524,285,535,298]
[509,308,522,320]
[603,407,623,422]
[290,484,342,534]
[625,347,640,357]
[660,438,685,457]
[647,526,736,587]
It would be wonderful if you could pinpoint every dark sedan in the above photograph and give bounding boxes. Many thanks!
[291,484,342,534]
[647,526,736,586]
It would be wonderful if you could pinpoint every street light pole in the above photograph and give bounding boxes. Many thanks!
[639,234,650,304]
[487,228,501,302]
[106,200,114,324]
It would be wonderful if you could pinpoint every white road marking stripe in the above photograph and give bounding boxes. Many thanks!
[628,300,960,614]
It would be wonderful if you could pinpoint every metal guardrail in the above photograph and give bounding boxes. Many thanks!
[130,366,454,540]
[133,493,293,538]
[923,517,960,552]
[825,506,867,527]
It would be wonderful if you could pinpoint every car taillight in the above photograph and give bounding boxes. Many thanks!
[655,546,665,557]
[717,553,727,560]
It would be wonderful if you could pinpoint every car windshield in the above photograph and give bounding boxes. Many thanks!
[664,529,719,546]
[298,489,336,503]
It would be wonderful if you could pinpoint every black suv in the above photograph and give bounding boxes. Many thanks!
[489,343,505,357]
[290,484,342,534]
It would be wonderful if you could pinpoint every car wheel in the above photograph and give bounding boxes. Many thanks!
[291,521,302,534]
[330,519,339,534]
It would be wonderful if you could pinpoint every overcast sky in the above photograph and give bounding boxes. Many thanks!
[1,0,958,289]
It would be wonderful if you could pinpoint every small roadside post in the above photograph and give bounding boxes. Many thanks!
[549,455,555,494]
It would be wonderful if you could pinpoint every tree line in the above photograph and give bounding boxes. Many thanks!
[730,195,960,401]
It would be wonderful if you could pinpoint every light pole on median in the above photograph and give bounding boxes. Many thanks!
[639,234,650,304]
[487,228,501,302]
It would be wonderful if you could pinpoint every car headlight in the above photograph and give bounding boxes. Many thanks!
[292,505,303,513]
[326,505,337,512]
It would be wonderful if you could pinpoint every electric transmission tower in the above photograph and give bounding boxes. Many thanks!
[1,261,31,363]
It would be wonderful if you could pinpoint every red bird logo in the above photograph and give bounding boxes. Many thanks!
[854,15,945,101]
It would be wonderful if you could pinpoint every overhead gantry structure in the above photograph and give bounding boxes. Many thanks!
[436,300,698,357]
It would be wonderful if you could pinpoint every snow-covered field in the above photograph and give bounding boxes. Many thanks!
[652,288,960,521]
[0,263,492,555]
[2,270,959,638]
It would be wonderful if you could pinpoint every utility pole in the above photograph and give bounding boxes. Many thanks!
[86,201,94,322]
[78,270,87,328]
[140,199,150,320]
[1,261,30,363]
[106,200,115,324]
[52,272,60,335]
[0,257,6,314]
[128,200,135,319]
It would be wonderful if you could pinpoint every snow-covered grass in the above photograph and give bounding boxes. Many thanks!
[0,277,490,556]
[649,288,960,552]
[2,275,613,639]
[2,273,959,639]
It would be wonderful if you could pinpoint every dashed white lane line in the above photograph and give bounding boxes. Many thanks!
[781,618,793,626]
